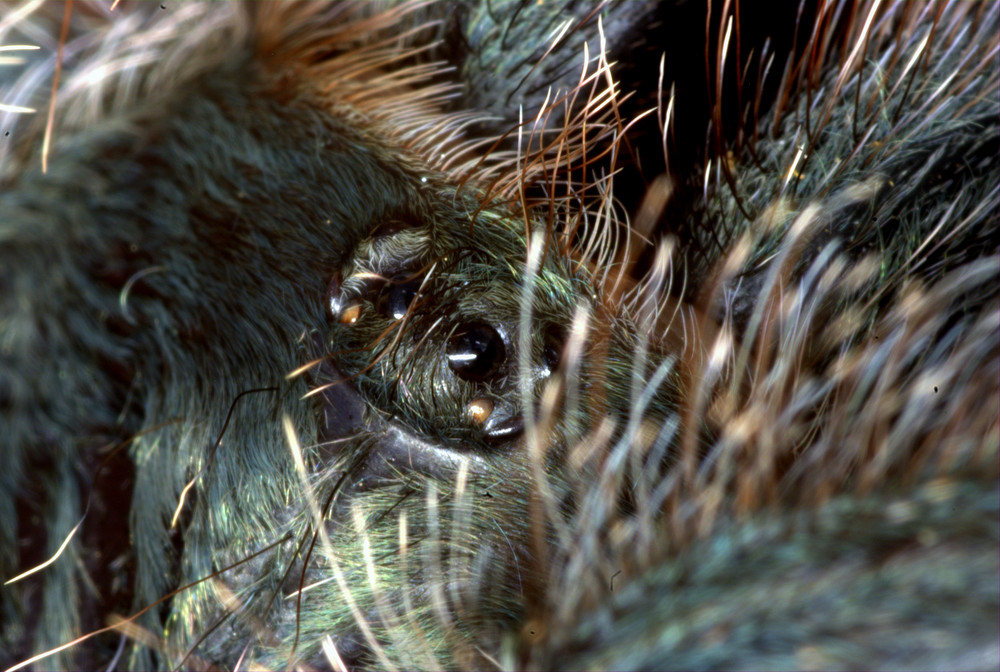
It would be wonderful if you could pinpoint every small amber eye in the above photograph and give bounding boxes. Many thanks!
[447,322,506,382]
[467,398,494,425]
[339,304,361,325]
[327,272,361,325]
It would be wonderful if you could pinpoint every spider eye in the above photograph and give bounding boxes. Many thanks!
[447,322,506,382]
[543,325,565,375]
[377,277,421,320]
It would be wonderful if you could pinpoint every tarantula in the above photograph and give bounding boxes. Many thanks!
[1,2,997,670]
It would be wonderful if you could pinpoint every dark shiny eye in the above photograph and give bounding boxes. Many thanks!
[543,325,565,374]
[447,322,506,382]
[377,277,421,320]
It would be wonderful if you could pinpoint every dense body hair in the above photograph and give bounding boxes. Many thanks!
[0,1,997,670]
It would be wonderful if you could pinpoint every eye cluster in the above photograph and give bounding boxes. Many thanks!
[346,273,509,387]
[325,224,569,449]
